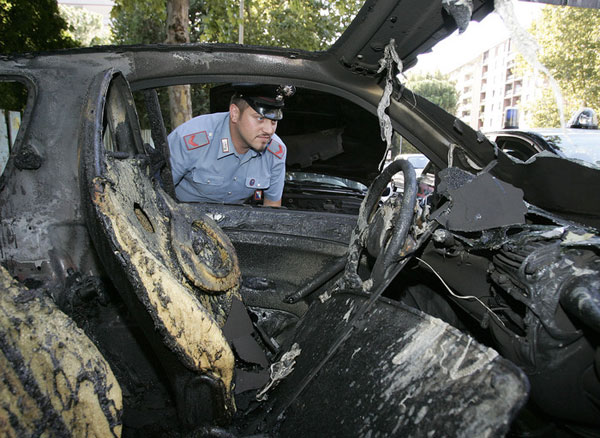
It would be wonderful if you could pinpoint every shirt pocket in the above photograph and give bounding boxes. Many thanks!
[191,170,225,195]
[245,177,270,190]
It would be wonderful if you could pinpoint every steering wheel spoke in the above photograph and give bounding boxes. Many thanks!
[341,159,419,291]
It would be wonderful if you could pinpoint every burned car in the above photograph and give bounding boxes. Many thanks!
[1,0,599,437]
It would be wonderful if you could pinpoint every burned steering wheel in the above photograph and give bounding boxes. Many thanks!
[341,158,418,290]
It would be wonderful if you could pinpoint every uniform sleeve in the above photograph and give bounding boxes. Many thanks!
[264,142,287,202]
[167,128,188,187]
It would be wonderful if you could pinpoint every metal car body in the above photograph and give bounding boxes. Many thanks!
[486,127,600,166]
[1,0,600,436]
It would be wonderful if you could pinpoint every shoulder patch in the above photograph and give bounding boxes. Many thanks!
[184,131,209,150]
[267,141,285,160]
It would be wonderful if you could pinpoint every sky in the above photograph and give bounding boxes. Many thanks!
[411,1,545,75]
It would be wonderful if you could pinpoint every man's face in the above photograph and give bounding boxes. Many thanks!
[230,103,278,153]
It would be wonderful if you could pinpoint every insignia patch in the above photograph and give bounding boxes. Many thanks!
[221,138,230,153]
[249,178,256,187]
[254,190,263,201]
[184,131,209,150]
[267,141,285,159]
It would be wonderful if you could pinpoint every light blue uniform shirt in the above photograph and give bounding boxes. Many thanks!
[168,112,287,204]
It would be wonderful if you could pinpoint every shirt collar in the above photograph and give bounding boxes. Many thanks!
[217,115,235,159]
[216,114,263,162]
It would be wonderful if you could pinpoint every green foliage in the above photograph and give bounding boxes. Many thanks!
[112,0,362,128]
[111,0,362,50]
[524,5,600,127]
[59,5,111,46]
[0,81,27,112]
[406,71,459,114]
[0,0,79,54]
[111,0,168,45]
[0,0,79,111]
[197,0,361,50]
[523,86,579,128]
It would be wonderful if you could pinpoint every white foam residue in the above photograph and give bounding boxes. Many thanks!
[343,304,355,323]
[256,342,301,401]
[564,231,595,243]
[541,227,565,239]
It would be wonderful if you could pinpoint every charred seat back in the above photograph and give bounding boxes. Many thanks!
[0,265,122,437]
[80,70,241,428]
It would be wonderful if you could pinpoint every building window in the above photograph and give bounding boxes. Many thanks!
[514,80,522,94]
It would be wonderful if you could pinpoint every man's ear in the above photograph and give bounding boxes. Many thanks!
[230,103,240,122]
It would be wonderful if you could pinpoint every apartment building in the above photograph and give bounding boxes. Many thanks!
[449,38,541,131]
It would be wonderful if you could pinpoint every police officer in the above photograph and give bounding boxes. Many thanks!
[168,84,295,206]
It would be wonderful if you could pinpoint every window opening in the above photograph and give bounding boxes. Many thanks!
[0,80,29,176]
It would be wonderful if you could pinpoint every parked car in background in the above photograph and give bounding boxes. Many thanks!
[282,171,368,213]
[486,108,600,166]
[1,1,600,437]
[388,153,434,197]
[397,153,429,177]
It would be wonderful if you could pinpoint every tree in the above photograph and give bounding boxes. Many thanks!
[111,0,361,50]
[166,0,193,128]
[524,86,579,128]
[110,0,362,129]
[0,0,79,111]
[393,71,459,155]
[195,0,361,50]
[406,71,459,114]
[0,0,79,54]
[59,5,111,46]
[111,0,167,45]
[523,5,600,127]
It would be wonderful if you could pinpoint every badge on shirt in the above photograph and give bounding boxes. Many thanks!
[184,131,209,150]
[221,138,230,153]
[253,190,263,201]
[267,141,285,159]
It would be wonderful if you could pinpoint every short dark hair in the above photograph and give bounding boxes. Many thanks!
[230,94,249,111]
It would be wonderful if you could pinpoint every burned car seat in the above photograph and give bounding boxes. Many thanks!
[0,265,123,437]
[81,71,245,429]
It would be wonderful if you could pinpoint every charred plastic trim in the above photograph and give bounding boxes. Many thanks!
[342,158,417,290]
[420,220,600,426]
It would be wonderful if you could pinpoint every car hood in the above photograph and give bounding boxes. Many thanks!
[330,0,495,74]
[331,0,599,75]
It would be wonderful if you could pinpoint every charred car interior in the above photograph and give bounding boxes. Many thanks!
[1,0,600,437]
